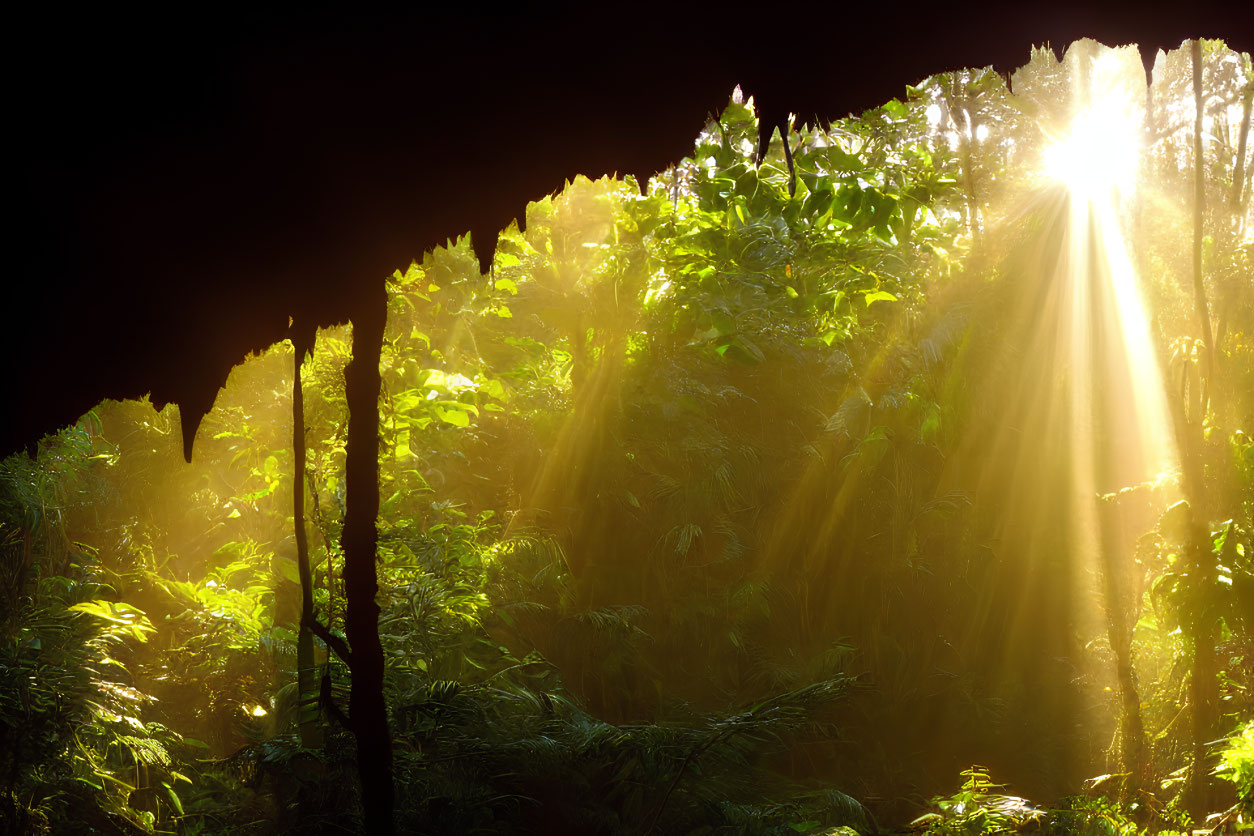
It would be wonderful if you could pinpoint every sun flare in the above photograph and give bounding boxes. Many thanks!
[1044,100,1142,197]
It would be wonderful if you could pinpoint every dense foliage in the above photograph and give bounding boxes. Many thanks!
[2,39,1252,834]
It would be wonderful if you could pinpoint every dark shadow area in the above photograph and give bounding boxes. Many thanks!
[5,3,1245,459]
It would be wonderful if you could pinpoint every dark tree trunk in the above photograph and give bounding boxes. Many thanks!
[342,283,394,833]
[292,326,323,749]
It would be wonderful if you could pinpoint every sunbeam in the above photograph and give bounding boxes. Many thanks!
[947,40,1188,793]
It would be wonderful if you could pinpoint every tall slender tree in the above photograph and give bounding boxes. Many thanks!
[1185,37,1219,821]
[292,324,323,749]
[342,284,394,833]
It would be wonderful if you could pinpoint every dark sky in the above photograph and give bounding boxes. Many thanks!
[6,2,1250,458]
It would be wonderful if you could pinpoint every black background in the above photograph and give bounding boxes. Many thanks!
[6,1,1249,458]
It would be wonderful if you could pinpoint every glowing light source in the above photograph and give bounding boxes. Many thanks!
[1043,101,1141,197]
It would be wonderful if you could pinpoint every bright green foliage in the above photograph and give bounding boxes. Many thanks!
[913,766,1046,834]
[915,768,1192,835]
[68,599,155,643]
[1217,720,1254,825]
[0,426,191,832]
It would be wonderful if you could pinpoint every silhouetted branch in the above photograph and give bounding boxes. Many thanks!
[303,613,353,666]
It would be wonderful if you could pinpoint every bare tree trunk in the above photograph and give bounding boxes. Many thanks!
[1190,41,1215,384]
[343,285,393,833]
[1215,77,1253,354]
[1185,38,1219,823]
[292,326,323,749]
[1098,506,1149,795]
[1230,79,1251,223]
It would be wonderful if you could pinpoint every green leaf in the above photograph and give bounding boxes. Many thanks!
[162,782,185,815]
[863,290,898,306]
[394,429,413,460]
[881,98,909,119]
[828,148,862,172]
[274,556,301,585]
[69,600,156,642]
[435,406,471,427]
[481,378,508,400]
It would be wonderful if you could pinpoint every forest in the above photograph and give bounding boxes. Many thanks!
[2,38,1252,835]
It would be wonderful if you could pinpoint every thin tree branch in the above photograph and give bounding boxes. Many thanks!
[303,612,353,666]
